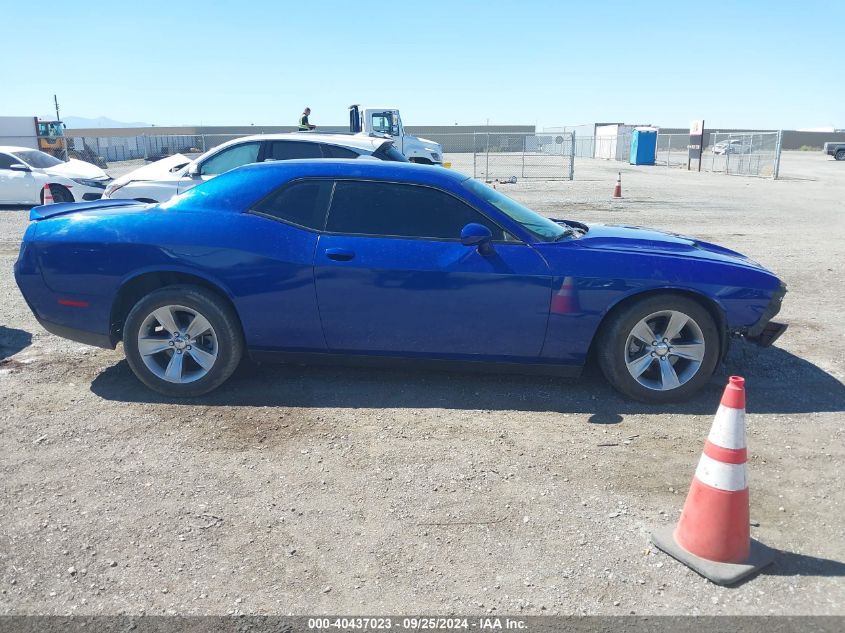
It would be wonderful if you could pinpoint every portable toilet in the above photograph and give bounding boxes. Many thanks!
[630,128,657,165]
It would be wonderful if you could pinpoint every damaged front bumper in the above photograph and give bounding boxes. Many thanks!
[743,281,788,347]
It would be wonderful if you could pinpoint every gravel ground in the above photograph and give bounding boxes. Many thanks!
[0,152,843,616]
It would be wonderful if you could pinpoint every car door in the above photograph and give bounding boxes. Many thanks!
[0,153,39,204]
[176,141,261,194]
[238,178,335,351]
[314,180,552,358]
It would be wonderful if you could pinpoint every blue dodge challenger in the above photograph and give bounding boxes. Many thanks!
[14,160,786,402]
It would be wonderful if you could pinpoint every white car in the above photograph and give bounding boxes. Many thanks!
[103,133,407,203]
[0,146,112,204]
[713,139,752,155]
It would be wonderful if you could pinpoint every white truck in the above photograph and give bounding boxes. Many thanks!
[348,105,443,165]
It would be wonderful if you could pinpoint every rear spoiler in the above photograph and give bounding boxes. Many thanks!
[30,198,146,221]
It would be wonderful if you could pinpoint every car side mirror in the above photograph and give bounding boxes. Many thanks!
[187,163,200,178]
[9,163,30,172]
[460,223,494,255]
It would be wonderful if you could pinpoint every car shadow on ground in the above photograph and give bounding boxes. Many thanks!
[0,326,32,361]
[90,342,844,415]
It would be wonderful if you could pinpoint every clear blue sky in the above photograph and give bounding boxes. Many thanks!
[3,0,842,129]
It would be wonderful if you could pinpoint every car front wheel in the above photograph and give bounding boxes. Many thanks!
[42,184,74,204]
[123,285,243,397]
[835,149,845,161]
[597,295,720,403]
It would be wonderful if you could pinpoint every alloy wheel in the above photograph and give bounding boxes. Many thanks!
[137,304,219,384]
[623,310,706,391]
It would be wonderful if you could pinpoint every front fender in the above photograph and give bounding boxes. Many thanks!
[534,243,780,365]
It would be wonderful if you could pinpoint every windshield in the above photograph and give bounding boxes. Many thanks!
[12,150,64,169]
[462,178,567,242]
[37,121,64,137]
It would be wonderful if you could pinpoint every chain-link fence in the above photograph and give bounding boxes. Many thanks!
[708,132,781,178]
[654,131,782,178]
[655,133,693,168]
[557,135,633,161]
[426,132,575,180]
[56,134,241,171]
[29,129,785,180]
[26,130,579,180]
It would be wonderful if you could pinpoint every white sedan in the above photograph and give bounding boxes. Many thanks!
[103,133,407,203]
[0,146,112,204]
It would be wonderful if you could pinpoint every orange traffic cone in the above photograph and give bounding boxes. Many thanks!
[651,376,774,585]
[42,183,55,205]
[550,276,580,315]
[612,172,622,198]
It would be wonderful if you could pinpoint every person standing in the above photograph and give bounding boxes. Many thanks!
[298,107,316,131]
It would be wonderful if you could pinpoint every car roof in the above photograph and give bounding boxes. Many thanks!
[165,160,471,214]
[236,158,468,185]
[221,133,384,152]
[0,146,40,153]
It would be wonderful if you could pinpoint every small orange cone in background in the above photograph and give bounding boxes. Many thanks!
[651,376,775,585]
[42,183,55,205]
[550,276,581,315]
[612,172,622,198]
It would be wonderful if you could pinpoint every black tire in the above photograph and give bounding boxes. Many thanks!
[123,285,244,397]
[835,149,845,161]
[596,294,720,403]
[42,184,74,204]
[409,157,434,165]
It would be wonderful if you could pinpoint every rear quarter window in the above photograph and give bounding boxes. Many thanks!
[321,144,361,159]
[250,179,332,230]
[372,143,409,162]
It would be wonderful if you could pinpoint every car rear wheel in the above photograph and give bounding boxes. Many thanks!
[835,149,845,161]
[123,285,243,397]
[597,294,720,403]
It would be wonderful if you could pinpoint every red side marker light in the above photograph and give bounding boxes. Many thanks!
[58,299,89,308]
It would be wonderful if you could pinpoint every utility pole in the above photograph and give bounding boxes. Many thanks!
[53,94,68,160]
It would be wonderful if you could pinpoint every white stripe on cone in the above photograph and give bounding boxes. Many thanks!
[707,405,747,450]
[694,453,747,491]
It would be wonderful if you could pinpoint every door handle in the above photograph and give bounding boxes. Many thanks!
[325,248,355,262]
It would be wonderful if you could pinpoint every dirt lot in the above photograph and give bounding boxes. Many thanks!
[1,152,843,616]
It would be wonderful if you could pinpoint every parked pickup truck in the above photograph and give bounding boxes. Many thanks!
[823,142,845,161]
[349,105,443,165]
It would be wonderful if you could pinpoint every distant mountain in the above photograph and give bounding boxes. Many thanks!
[63,116,150,129]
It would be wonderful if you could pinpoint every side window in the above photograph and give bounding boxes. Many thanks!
[326,181,505,241]
[321,144,360,159]
[199,142,261,176]
[0,153,18,169]
[266,141,322,161]
[251,180,332,231]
